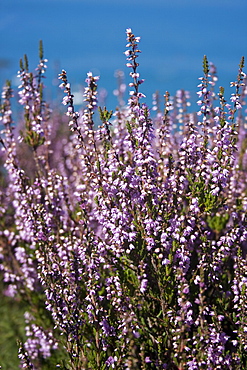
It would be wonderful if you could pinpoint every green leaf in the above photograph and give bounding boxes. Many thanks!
[207,213,229,233]
[98,106,113,123]
[203,55,209,75]
[24,54,29,71]
[39,40,44,60]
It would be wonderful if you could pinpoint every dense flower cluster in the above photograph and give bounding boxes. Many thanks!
[0,30,247,370]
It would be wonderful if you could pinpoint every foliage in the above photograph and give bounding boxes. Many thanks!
[0,32,247,369]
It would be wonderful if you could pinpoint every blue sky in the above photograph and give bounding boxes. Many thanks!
[1,0,247,110]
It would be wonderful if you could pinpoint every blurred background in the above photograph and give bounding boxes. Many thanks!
[0,0,247,112]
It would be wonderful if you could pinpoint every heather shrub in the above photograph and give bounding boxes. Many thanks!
[0,29,247,370]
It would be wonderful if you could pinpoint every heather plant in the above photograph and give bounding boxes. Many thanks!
[0,30,247,370]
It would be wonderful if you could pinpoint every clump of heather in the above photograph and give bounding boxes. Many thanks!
[0,31,247,370]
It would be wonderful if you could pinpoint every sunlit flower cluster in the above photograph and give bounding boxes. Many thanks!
[0,29,247,370]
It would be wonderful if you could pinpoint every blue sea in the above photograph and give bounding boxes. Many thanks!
[1,0,247,113]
